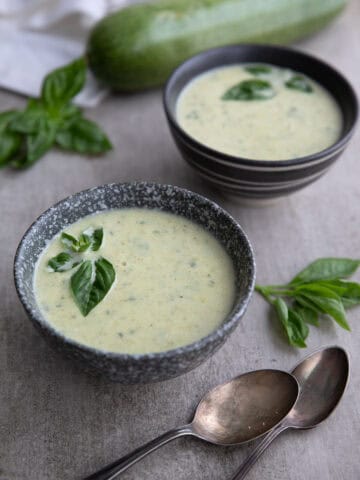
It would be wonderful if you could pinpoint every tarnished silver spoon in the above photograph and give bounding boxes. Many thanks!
[230,346,349,480]
[82,369,299,480]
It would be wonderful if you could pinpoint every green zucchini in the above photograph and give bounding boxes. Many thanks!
[87,0,347,91]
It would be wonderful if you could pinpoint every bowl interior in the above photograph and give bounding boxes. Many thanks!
[14,182,255,356]
[164,44,358,159]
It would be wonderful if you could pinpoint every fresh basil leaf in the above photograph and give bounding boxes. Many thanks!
[290,258,360,285]
[0,110,22,166]
[318,280,360,308]
[274,297,288,326]
[316,280,348,296]
[48,252,82,272]
[0,129,21,166]
[287,309,309,348]
[25,120,57,166]
[81,227,104,251]
[56,117,112,154]
[61,232,80,251]
[70,257,115,316]
[58,104,82,130]
[295,283,340,299]
[245,65,272,75]
[293,304,319,327]
[77,233,92,252]
[285,75,313,93]
[342,297,360,308]
[299,291,350,331]
[41,57,86,108]
[61,228,104,253]
[274,298,307,348]
[9,99,48,134]
[92,228,104,251]
[294,294,324,316]
[70,260,93,315]
[222,79,275,101]
[0,110,20,129]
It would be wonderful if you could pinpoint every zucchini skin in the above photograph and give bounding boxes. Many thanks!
[87,0,347,91]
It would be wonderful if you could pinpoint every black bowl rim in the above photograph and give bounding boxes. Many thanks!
[14,181,256,362]
[163,43,359,168]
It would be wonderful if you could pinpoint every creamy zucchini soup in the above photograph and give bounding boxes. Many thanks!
[34,208,236,354]
[177,64,342,160]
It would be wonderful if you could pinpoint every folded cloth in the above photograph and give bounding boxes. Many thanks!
[0,0,137,107]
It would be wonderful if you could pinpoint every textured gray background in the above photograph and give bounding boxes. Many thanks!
[1,2,360,479]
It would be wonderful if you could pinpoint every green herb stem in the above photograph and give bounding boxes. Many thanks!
[257,257,360,348]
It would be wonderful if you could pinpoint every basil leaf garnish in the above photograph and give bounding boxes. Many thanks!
[56,118,112,154]
[61,233,80,252]
[256,257,360,347]
[89,228,104,251]
[48,252,82,272]
[61,228,104,253]
[245,65,272,75]
[49,226,112,315]
[285,75,313,93]
[222,79,275,101]
[41,57,86,108]
[61,231,91,253]
[77,234,92,253]
[70,258,116,316]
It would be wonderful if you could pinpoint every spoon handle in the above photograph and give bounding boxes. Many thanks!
[230,423,288,480]
[82,424,192,480]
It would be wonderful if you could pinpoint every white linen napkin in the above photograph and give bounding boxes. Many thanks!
[0,0,138,107]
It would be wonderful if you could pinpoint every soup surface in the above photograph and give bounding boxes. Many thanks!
[34,208,236,354]
[176,64,342,160]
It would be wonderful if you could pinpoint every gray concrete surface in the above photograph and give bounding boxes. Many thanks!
[1,2,360,478]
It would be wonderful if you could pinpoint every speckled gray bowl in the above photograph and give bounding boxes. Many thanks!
[14,182,255,384]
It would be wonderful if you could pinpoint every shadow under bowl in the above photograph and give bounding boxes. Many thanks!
[163,44,358,202]
[14,182,255,384]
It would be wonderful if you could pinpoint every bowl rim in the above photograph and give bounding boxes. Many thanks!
[163,43,359,168]
[14,181,256,362]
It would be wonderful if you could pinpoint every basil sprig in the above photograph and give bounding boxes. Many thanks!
[61,227,103,253]
[47,227,116,316]
[48,252,82,273]
[256,258,360,348]
[222,79,275,101]
[0,58,112,169]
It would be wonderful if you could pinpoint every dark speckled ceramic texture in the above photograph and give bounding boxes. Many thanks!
[164,44,358,201]
[14,182,255,384]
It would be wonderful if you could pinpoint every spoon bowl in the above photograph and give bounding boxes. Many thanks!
[288,346,349,429]
[192,369,299,444]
